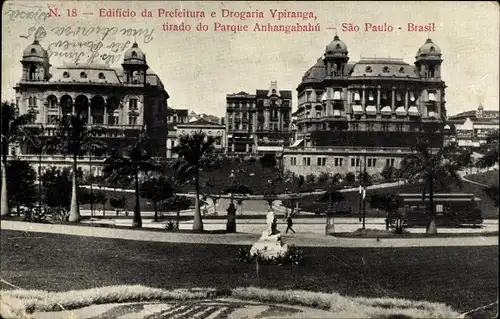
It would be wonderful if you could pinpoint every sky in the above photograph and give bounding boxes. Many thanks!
[2,1,499,118]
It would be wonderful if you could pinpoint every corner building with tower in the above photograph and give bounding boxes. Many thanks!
[283,36,447,177]
[11,40,169,176]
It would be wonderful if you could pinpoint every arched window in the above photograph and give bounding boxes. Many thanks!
[80,72,87,78]
[131,51,137,57]
[399,67,405,73]
[98,72,105,79]
[336,44,341,50]
[430,46,435,53]
[63,71,70,78]
[365,66,372,73]
[383,66,390,73]
[30,48,36,54]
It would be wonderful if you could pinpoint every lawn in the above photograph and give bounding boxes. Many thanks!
[1,230,497,313]
[465,169,500,186]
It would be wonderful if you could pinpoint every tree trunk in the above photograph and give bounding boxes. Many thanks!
[68,154,80,222]
[1,140,10,217]
[192,165,203,231]
[132,171,142,228]
[153,201,158,222]
[426,174,437,234]
[176,207,180,229]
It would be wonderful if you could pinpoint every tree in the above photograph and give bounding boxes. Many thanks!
[484,185,499,210]
[49,114,106,222]
[476,130,499,169]
[103,136,161,228]
[172,131,216,231]
[40,167,85,209]
[109,196,127,214]
[259,154,283,208]
[160,195,191,228]
[369,192,404,232]
[0,160,37,213]
[400,141,470,234]
[345,172,356,183]
[139,176,174,222]
[1,102,35,216]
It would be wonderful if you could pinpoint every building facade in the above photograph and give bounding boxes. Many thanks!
[445,104,499,147]
[166,118,226,158]
[11,40,169,176]
[225,81,292,154]
[284,36,447,177]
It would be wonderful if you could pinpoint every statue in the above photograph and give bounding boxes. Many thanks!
[250,209,289,260]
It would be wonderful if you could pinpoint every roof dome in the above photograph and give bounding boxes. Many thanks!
[22,40,48,62]
[416,38,442,57]
[325,35,348,54]
[478,103,484,110]
[123,42,146,64]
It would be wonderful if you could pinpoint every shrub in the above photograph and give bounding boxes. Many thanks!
[23,206,47,223]
[345,172,356,183]
[317,172,330,185]
[236,245,304,266]
[305,174,316,185]
[165,220,178,231]
[47,207,70,223]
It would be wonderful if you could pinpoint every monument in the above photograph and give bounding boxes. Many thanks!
[249,209,289,260]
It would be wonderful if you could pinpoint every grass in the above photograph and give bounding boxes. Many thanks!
[0,285,460,319]
[465,169,499,186]
[1,230,497,314]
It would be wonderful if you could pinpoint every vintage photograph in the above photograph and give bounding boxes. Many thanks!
[1,1,498,318]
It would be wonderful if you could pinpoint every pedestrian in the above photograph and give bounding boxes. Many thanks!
[285,212,295,234]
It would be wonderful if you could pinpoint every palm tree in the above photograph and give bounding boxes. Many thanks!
[103,136,161,228]
[172,131,215,231]
[1,102,35,217]
[50,114,106,222]
[400,141,470,234]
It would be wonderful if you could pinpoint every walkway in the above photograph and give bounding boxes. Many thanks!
[2,220,498,248]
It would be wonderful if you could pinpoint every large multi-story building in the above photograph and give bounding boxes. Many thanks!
[284,36,447,176]
[10,40,169,176]
[445,104,499,148]
[225,81,292,154]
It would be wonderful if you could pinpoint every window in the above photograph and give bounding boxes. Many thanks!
[306,91,311,102]
[272,89,276,94]
[98,72,106,79]
[396,124,403,132]
[430,46,435,53]
[80,72,87,78]
[303,157,311,166]
[129,98,138,109]
[63,71,70,78]
[31,48,36,54]
[334,158,343,167]
[131,51,137,57]
[386,158,395,167]
[399,67,405,73]
[365,66,372,73]
[128,115,137,125]
[108,114,119,125]
[290,157,297,166]
[351,158,360,167]
[368,158,377,167]
[382,124,389,132]
[383,66,390,73]
[367,124,374,131]
[33,97,37,106]
[317,157,326,166]
[351,123,359,131]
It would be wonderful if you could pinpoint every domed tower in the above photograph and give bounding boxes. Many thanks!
[415,38,442,79]
[476,103,484,118]
[323,35,349,77]
[122,42,149,84]
[21,40,51,81]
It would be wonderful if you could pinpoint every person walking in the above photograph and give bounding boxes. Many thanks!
[285,211,295,234]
